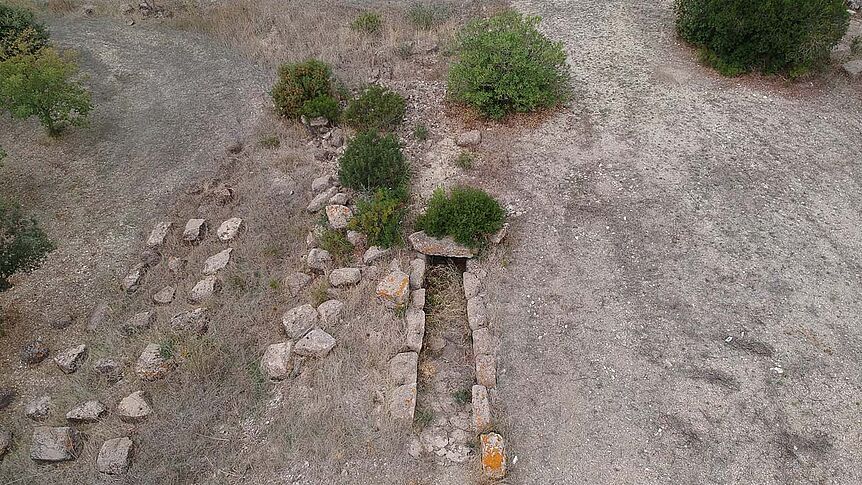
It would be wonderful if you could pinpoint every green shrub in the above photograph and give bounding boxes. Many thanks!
[349,189,405,248]
[352,11,382,35]
[417,186,504,247]
[407,3,448,31]
[674,0,849,76]
[271,59,334,119]
[0,197,54,290]
[0,4,49,61]
[317,228,354,265]
[301,94,340,122]
[338,131,409,193]
[343,85,406,132]
[447,11,570,119]
[0,47,92,136]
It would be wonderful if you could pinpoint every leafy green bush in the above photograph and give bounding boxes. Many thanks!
[301,94,340,122]
[447,11,569,119]
[0,4,49,61]
[352,11,382,34]
[338,131,409,193]
[348,189,405,248]
[271,59,335,119]
[407,3,448,31]
[0,197,53,290]
[417,186,504,247]
[317,228,354,265]
[0,47,92,136]
[674,0,849,76]
[343,85,406,132]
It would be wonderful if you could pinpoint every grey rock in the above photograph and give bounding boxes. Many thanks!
[189,275,221,303]
[97,437,133,475]
[328,192,349,206]
[282,304,319,339]
[182,218,207,242]
[167,256,187,273]
[203,248,232,275]
[406,308,426,352]
[347,230,367,247]
[325,204,353,229]
[475,354,497,388]
[293,328,336,358]
[30,427,82,462]
[54,344,88,374]
[307,248,332,271]
[25,396,51,421]
[21,340,49,365]
[467,296,488,330]
[463,271,481,299]
[472,327,494,356]
[307,186,339,212]
[389,352,418,385]
[409,258,426,290]
[472,385,491,432]
[377,270,410,308]
[389,383,417,422]
[260,342,293,380]
[456,130,481,147]
[408,231,475,258]
[52,315,74,330]
[153,285,176,305]
[311,174,335,194]
[93,359,122,383]
[284,272,312,296]
[844,59,862,78]
[217,217,243,241]
[66,400,107,423]
[135,343,174,381]
[121,263,146,293]
[170,307,209,335]
[317,299,345,325]
[0,427,11,458]
[329,267,361,287]
[117,391,151,423]
[146,221,172,247]
[410,289,426,310]
[140,248,161,267]
[363,246,390,264]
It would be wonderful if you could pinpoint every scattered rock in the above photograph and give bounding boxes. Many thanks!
[139,248,161,267]
[121,263,146,293]
[329,128,344,148]
[0,428,11,458]
[87,302,111,332]
[463,272,481,299]
[490,222,509,245]
[293,328,336,358]
[120,3,134,15]
[408,231,475,258]
[405,308,426,352]
[419,426,449,452]
[282,304,319,339]
[317,299,345,325]
[25,396,51,421]
[117,391,151,423]
[217,217,243,241]
[30,427,82,462]
[377,270,410,308]
[844,59,862,78]
[21,340,50,365]
[146,222,172,247]
[189,275,221,303]
[97,437,133,475]
[389,352,418,385]
[66,400,107,423]
[325,205,353,229]
[182,219,207,242]
[124,311,155,334]
[307,186,339,212]
[307,248,332,271]
[284,272,312,296]
[363,246,390,264]
[260,342,293,380]
[52,315,74,330]
[389,383,417,422]
[347,230,367,247]
[472,327,494,356]
[475,354,497,388]
[170,308,209,335]
[472,385,491,432]
[328,192,349,206]
[456,130,481,147]
[306,230,319,248]
[93,359,122,383]
[329,267,361,287]
[480,432,507,479]
[0,388,14,410]
[134,343,174,381]
[311,174,335,194]
[203,248,233,275]
[409,258,426,290]
[167,256,187,273]
[153,285,176,305]
[467,296,488,330]
[410,289,426,310]
[54,344,88,374]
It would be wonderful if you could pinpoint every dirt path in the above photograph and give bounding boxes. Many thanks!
[487,1,862,483]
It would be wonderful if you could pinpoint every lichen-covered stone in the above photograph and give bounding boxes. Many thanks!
[282,304,319,339]
[134,344,174,381]
[329,267,361,287]
[377,270,410,308]
[480,432,507,479]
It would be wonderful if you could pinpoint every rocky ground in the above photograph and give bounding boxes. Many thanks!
[479,0,862,483]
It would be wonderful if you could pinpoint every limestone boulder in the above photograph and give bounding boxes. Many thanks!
[377,270,410,308]
[282,304,318,339]
[66,400,107,423]
[389,383,417,422]
[405,308,426,352]
[189,276,221,303]
[284,272,312,296]
[307,248,332,271]
[311,174,335,194]
[329,267,361,287]
[203,248,232,275]
[170,308,209,335]
[472,385,491,432]
[123,311,155,334]
[260,342,293,380]
[463,272,481,299]
[467,296,488,330]
[30,427,82,462]
[54,344,88,374]
[363,246,390,264]
[317,299,345,325]
[117,391,151,423]
[325,205,353,229]
[293,329,336,358]
[408,231,475,258]
[93,358,123,384]
[121,263,146,293]
[409,258,426,289]
[152,286,176,305]
[307,186,339,212]
[97,437,133,475]
[182,218,206,242]
[217,217,243,241]
[475,354,497,388]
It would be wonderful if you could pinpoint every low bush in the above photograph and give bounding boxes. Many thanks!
[301,94,340,122]
[416,186,504,247]
[407,3,448,31]
[343,85,406,132]
[455,152,473,170]
[317,228,354,265]
[271,59,335,119]
[0,47,92,136]
[447,11,570,119]
[352,11,382,35]
[0,197,54,290]
[338,131,409,193]
[348,189,406,248]
[674,0,849,76]
[0,4,49,60]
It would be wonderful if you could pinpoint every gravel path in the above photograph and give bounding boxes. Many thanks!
[488,1,862,483]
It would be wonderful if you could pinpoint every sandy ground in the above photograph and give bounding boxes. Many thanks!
[481,1,862,484]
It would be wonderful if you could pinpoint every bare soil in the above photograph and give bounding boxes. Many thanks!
[477,1,862,483]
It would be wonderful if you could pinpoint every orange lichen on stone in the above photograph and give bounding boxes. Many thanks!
[376,271,410,307]
[480,432,506,479]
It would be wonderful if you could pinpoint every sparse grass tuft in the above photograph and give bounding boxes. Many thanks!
[317,228,354,265]
[407,3,448,31]
[309,279,330,307]
[413,123,429,141]
[453,388,471,404]
[414,407,434,428]
[259,134,280,148]
[455,151,473,170]
[352,11,382,35]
